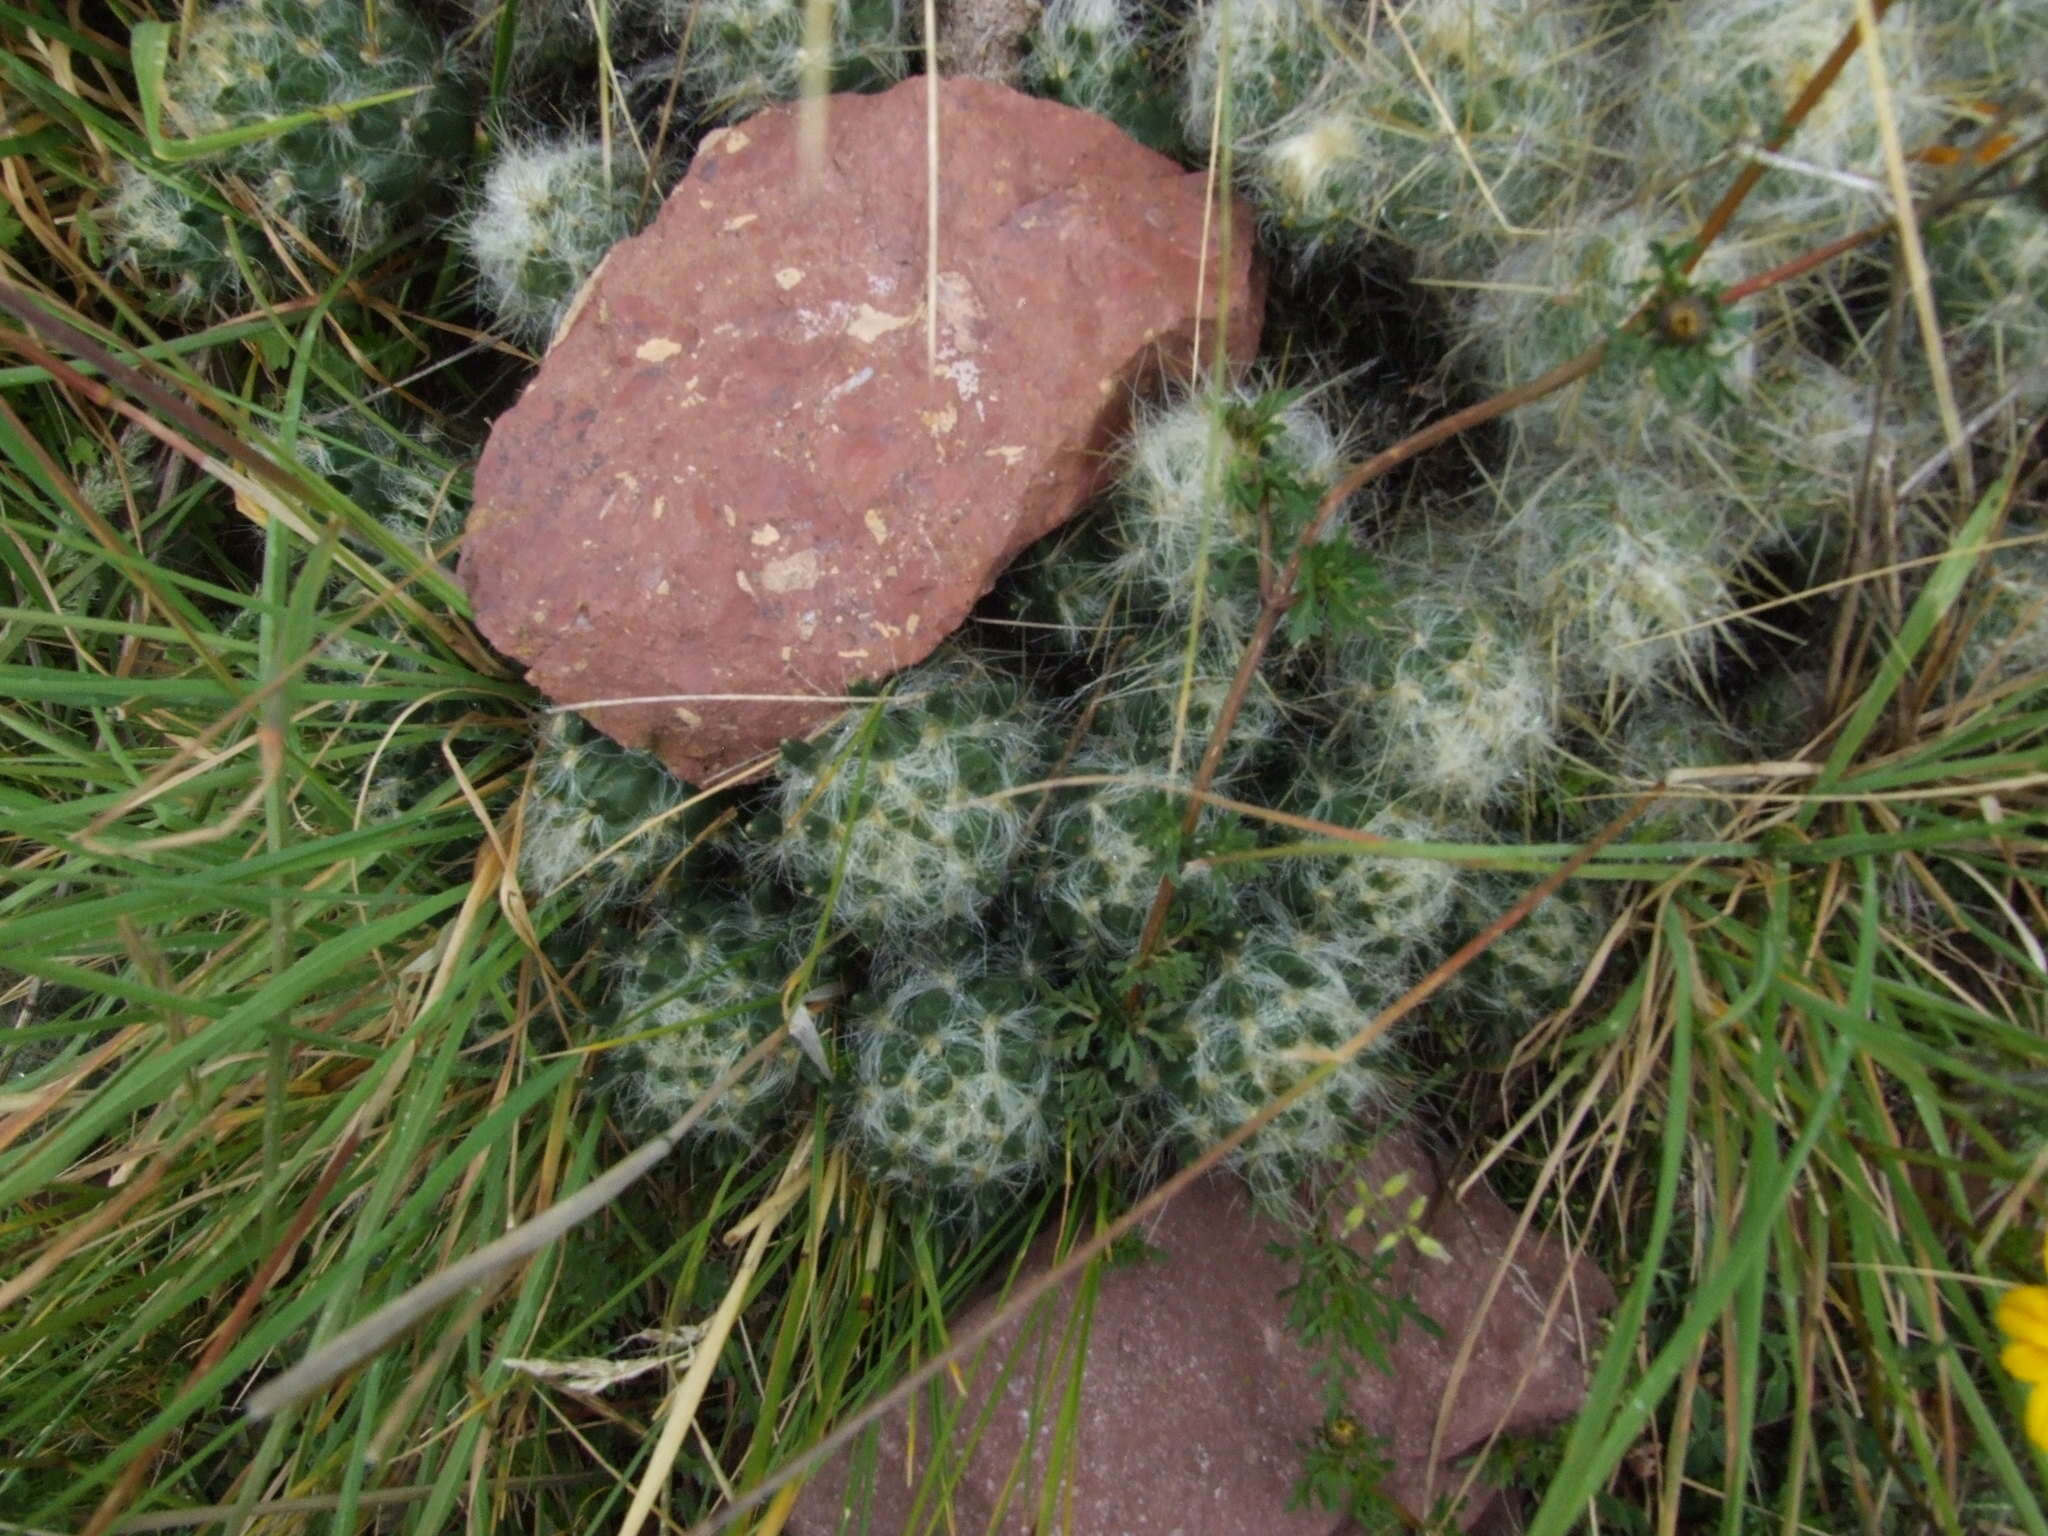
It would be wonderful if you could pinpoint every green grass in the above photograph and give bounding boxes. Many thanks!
[4,0,2047,1532]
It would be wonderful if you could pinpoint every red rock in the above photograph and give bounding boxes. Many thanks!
[789,1134,1615,1534]
[462,76,1263,783]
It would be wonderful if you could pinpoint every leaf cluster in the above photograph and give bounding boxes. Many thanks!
[1607,239,1741,417]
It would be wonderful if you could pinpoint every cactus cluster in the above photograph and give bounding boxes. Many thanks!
[108,0,467,308]
[284,0,2031,1222]
[1627,0,1948,250]
[1505,457,1741,709]
[1276,787,1465,961]
[463,135,656,346]
[658,0,907,121]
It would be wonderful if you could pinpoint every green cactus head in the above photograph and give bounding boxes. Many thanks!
[521,714,707,908]
[764,646,1056,940]
[608,892,806,1145]
[465,135,655,347]
[1156,916,1402,1198]
[843,958,1056,1202]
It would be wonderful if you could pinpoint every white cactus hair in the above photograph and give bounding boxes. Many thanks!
[662,0,908,119]
[1505,455,1743,708]
[612,907,800,1143]
[765,646,1049,939]
[1332,579,1557,814]
[1956,542,2048,701]
[846,957,1053,1196]
[1109,375,1352,636]
[1160,920,1401,1195]
[1628,0,1949,245]
[518,713,698,904]
[1032,0,1146,104]
[463,130,654,346]
[1182,0,1337,146]
[1285,798,1467,955]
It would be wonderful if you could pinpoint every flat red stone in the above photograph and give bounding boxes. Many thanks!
[463,76,1263,783]
[788,1136,1616,1533]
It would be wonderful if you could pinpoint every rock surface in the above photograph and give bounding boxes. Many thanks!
[789,1133,1615,1534]
[463,76,1262,784]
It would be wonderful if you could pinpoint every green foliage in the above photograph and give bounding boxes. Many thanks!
[1606,241,1743,419]
[11,0,2048,1528]
[1270,1166,1442,1522]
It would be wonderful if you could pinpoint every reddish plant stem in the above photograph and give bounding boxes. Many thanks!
[1683,0,1894,273]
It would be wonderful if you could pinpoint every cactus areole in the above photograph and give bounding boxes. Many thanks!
[461,76,1262,784]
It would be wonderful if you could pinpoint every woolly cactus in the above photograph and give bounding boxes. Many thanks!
[1452,879,1608,1024]
[1030,631,1283,957]
[660,0,906,120]
[461,0,659,79]
[1088,639,1287,786]
[464,135,653,347]
[844,961,1055,1198]
[999,518,1131,660]
[1191,0,1605,267]
[1036,766,1243,958]
[1926,190,2048,409]
[765,647,1055,940]
[1579,695,1747,842]
[103,167,248,313]
[1323,581,1556,814]
[1740,353,1938,534]
[1107,384,1349,646]
[1182,0,1334,149]
[1626,0,1947,247]
[1504,456,1740,708]
[608,895,803,1143]
[1276,769,1466,960]
[1156,918,1400,1194]
[521,714,705,904]
[110,0,466,306]
[1955,543,2048,701]
[293,393,465,551]
[1025,0,1181,152]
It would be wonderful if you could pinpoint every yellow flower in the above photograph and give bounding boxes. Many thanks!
[1996,1231,2048,1453]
